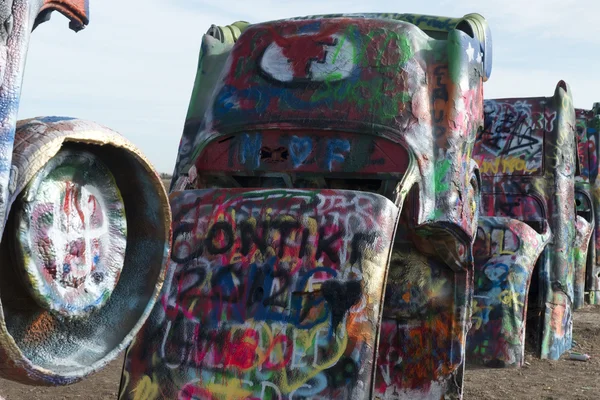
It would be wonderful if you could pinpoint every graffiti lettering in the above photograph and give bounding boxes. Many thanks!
[475,100,552,176]
[172,217,377,266]
[325,139,350,171]
[194,130,410,176]
[122,189,399,399]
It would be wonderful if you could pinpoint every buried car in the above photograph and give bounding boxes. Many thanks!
[0,0,171,386]
[575,104,600,306]
[120,12,492,400]
[467,82,591,367]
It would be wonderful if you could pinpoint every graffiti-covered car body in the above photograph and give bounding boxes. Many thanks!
[121,13,492,400]
[575,105,600,305]
[469,82,586,364]
[467,217,550,367]
[0,0,171,386]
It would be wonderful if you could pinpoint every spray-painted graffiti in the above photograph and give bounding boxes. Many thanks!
[0,0,90,384]
[0,0,171,386]
[260,32,356,83]
[474,100,552,176]
[15,150,127,317]
[193,130,410,175]
[574,215,593,309]
[171,14,489,259]
[467,217,550,367]
[120,188,400,399]
[171,15,488,236]
[575,107,600,305]
[472,82,578,361]
[0,116,170,386]
[374,244,470,398]
[0,0,88,234]
[162,12,491,400]
[575,107,599,183]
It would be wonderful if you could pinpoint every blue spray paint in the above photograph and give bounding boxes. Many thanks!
[289,136,314,168]
[325,139,351,171]
[239,133,262,168]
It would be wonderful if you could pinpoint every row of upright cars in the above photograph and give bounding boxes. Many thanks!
[470,85,597,366]
[0,3,597,400]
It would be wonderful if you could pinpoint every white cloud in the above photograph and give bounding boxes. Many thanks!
[15,0,600,173]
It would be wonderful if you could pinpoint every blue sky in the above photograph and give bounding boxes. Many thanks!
[17,0,600,173]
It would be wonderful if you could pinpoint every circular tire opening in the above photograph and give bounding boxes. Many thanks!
[0,124,170,384]
[14,149,127,318]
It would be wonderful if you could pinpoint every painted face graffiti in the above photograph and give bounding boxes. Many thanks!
[171,16,487,252]
[194,130,410,176]
[260,29,356,83]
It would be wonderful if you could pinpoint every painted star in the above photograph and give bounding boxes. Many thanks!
[476,51,482,63]
[466,42,474,62]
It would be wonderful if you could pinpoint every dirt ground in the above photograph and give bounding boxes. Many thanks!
[1,305,599,399]
[0,355,123,399]
[464,304,600,400]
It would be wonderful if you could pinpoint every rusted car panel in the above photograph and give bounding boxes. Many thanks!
[120,188,401,399]
[467,217,550,367]
[35,0,89,31]
[472,81,578,360]
[141,13,492,400]
[575,106,600,304]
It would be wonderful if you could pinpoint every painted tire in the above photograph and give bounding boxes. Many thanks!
[0,117,171,386]
[14,149,127,317]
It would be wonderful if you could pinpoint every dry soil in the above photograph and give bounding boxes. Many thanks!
[1,305,599,399]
